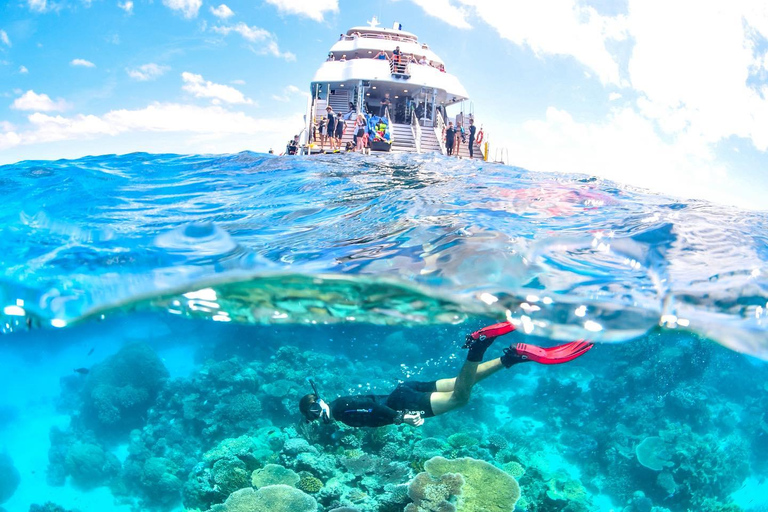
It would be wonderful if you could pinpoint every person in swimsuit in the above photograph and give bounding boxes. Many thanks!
[299,321,593,428]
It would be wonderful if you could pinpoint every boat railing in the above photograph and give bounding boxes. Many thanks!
[389,59,410,78]
[411,110,421,154]
[341,32,418,44]
[434,110,446,155]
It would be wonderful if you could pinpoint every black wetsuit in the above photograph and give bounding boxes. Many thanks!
[330,381,436,428]
[445,127,456,156]
[327,112,337,138]
[469,125,476,158]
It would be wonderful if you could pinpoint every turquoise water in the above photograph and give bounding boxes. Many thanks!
[0,152,766,512]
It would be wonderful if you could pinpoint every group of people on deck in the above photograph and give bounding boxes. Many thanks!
[313,104,370,153]
[327,45,447,73]
[444,114,478,158]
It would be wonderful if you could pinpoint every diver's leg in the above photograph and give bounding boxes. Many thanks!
[434,358,504,391]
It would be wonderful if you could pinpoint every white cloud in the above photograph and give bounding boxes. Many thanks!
[118,1,133,14]
[271,85,309,102]
[127,63,169,81]
[211,22,296,61]
[608,92,621,101]
[498,106,746,206]
[11,90,70,112]
[0,102,303,156]
[19,65,28,74]
[459,0,627,85]
[408,0,472,29]
[0,30,10,47]
[231,79,245,85]
[28,0,47,12]
[71,58,95,67]
[163,0,202,19]
[210,4,233,19]
[181,72,253,105]
[263,0,338,22]
[627,0,768,151]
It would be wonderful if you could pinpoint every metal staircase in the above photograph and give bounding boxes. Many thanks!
[419,128,442,154]
[389,123,416,153]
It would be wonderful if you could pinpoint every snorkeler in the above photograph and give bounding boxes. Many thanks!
[299,322,593,428]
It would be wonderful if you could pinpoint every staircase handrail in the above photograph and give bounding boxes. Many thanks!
[411,110,422,154]
[434,109,446,155]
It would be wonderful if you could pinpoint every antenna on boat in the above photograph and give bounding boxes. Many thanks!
[367,16,380,28]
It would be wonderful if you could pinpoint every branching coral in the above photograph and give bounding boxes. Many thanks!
[405,471,464,512]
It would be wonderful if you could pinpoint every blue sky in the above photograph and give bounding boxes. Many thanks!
[1,0,767,209]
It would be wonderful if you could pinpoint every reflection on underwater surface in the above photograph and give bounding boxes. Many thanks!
[0,152,766,511]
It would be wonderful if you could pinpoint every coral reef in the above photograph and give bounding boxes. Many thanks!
[42,330,768,512]
[422,457,520,512]
[405,471,464,512]
[251,464,300,488]
[0,453,20,504]
[80,343,169,437]
[64,441,121,489]
[28,504,81,512]
[208,485,317,512]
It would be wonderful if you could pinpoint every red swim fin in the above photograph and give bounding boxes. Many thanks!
[509,340,594,365]
[465,321,516,344]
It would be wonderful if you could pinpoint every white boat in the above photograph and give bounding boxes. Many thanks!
[297,17,484,158]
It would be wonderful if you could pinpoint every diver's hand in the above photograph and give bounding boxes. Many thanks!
[403,412,424,427]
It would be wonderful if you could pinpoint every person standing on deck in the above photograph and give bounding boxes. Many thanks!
[454,122,463,157]
[326,106,337,151]
[445,122,456,156]
[468,118,477,158]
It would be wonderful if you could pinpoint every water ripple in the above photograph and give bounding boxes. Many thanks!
[0,152,765,358]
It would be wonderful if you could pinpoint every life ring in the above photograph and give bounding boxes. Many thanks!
[475,130,484,144]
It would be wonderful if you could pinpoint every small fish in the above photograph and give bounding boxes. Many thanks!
[73,368,89,375]
[87,347,94,356]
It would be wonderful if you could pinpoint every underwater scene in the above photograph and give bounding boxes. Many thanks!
[0,152,766,512]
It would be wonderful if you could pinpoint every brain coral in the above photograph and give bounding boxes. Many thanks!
[210,484,317,512]
[424,457,520,512]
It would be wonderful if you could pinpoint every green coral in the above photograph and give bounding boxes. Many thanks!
[448,433,479,450]
[546,477,587,502]
[212,457,251,496]
[210,485,317,512]
[503,462,525,479]
[297,474,323,493]
[423,457,520,512]
[251,464,300,489]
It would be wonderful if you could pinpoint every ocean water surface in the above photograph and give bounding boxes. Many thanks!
[0,152,766,512]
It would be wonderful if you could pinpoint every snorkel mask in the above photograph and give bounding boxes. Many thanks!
[306,379,332,424]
